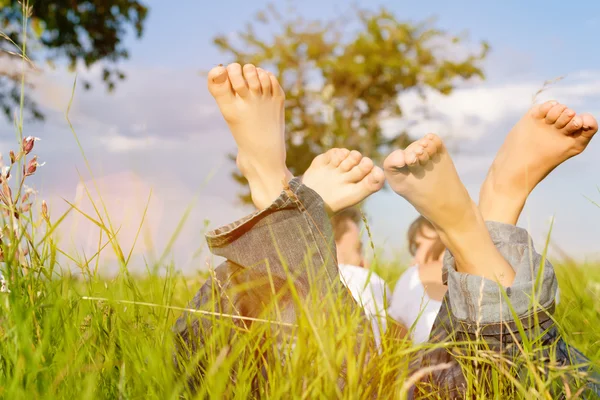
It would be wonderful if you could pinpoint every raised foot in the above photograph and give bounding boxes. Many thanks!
[383,134,474,232]
[207,63,291,209]
[302,148,384,214]
[480,100,598,224]
[384,134,515,286]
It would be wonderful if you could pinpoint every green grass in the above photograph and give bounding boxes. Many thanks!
[0,252,598,399]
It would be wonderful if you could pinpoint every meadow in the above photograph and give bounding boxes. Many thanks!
[0,162,599,399]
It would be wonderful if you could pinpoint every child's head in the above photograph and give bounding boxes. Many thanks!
[407,216,445,266]
[331,207,364,267]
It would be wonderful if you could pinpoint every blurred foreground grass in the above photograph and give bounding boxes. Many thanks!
[0,257,598,399]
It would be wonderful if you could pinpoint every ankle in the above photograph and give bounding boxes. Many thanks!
[249,175,291,209]
[434,200,482,236]
[444,228,516,286]
[237,153,292,210]
[479,185,526,225]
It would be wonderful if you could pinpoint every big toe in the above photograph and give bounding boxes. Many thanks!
[328,148,350,167]
[207,66,234,101]
[581,113,599,139]
[308,151,332,169]
[383,149,407,172]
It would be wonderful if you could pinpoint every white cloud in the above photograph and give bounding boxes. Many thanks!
[100,129,185,153]
[382,73,600,143]
[17,64,224,142]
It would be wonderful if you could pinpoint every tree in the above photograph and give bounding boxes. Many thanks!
[213,3,489,204]
[0,0,148,122]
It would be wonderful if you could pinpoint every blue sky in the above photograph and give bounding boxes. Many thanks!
[129,0,600,77]
[2,0,600,273]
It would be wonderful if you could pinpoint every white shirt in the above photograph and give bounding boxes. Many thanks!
[338,264,389,348]
[387,265,442,344]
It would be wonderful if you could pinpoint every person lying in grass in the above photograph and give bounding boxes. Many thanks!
[174,62,599,398]
[331,207,390,348]
[388,216,446,345]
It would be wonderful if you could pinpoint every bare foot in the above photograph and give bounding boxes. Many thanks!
[207,63,293,209]
[384,134,515,286]
[302,149,385,214]
[480,100,598,224]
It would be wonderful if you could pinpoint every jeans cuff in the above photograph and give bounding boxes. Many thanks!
[204,177,339,285]
[443,221,558,324]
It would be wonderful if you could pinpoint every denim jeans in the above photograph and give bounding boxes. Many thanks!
[409,223,599,398]
[174,178,599,398]
[173,178,364,391]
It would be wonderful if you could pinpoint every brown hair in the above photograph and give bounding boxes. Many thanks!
[407,216,445,262]
[331,207,363,242]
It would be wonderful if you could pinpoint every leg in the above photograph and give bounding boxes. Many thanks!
[205,62,384,283]
[207,63,292,209]
[175,63,385,391]
[384,134,515,286]
[388,129,600,397]
[473,101,600,395]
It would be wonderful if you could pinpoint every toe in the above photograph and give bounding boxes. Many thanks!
[531,100,557,119]
[383,149,407,172]
[404,138,431,166]
[581,113,598,139]
[564,115,582,134]
[425,133,443,153]
[419,138,436,158]
[545,104,567,124]
[257,68,272,96]
[348,157,374,182]
[554,108,575,129]
[269,72,285,99]
[309,151,331,169]
[207,66,234,101]
[226,63,249,98]
[243,64,261,95]
[406,151,419,166]
[365,166,385,192]
[581,113,598,130]
[415,145,431,165]
[330,148,350,167]
[339,150,362,172]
